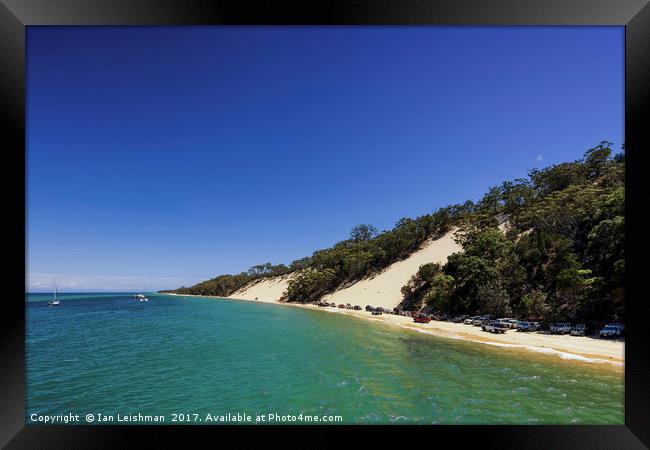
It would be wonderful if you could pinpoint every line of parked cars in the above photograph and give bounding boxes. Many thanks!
[547,322,626,338]
[444,314,624,338]
[315,302,362,311]
[321,302,624,339]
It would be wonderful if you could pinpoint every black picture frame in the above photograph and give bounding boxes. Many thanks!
[2,1,648,448]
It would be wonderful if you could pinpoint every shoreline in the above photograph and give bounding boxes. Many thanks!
[159,292,624,375]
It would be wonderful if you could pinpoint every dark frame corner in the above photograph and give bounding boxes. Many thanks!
[2,0,649,448]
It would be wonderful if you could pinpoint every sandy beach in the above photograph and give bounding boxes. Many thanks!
[163,292,624,373]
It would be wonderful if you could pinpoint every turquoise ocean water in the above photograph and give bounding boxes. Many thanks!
[26,293,623,424]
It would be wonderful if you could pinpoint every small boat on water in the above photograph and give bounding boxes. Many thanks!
[133,284,149,302]
[134,293,149,302]
[48,284,60,307]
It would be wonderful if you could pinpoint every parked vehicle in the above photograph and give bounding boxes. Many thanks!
[353,305,362,310]
[365,305,373,312]
[330,303,337,308]
[516,321,540,332]
[371,310,383,316]
[599,323,624,338]
[413,315,432,324]
[482,321,508,334]
[472,317,486,326]
[453,315,468,323]
[506,319,521,329]
[496,318,516,329]
[570,324,588,336]
[464,316,477,325]
[536,322,547,331]
[550,323,573,334]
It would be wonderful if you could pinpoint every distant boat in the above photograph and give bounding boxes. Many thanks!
[134,293,148,302]
[48,284,60,307]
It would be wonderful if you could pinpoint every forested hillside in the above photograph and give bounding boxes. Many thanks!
[401,141,624,324]
[164,142,624,325]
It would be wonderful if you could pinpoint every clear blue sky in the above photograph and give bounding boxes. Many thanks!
[26,26,623,292]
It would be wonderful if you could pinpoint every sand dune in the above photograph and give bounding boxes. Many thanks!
[321,229,462,309]
[226,273,294,303]
[228,229,462,309]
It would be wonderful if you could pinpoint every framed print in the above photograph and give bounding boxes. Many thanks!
[2,0,649,447]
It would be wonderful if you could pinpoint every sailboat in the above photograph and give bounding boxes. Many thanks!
[48,283,60,307]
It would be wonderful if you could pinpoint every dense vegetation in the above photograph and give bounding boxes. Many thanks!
[400,142,624,326]
[164,142,624,325]
[160,263,291,297]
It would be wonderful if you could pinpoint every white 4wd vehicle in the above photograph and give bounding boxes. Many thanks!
[599,323,625,338]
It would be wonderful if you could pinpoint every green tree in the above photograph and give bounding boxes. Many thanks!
[477,279,511,317]
[583,141,612,179]
[349,224,379,242]
[424,273,455,312]
[518,289,550,320]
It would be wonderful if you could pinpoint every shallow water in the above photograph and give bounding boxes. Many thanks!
[26,293,623,424]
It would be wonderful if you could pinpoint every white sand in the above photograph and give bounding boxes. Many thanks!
[321,229,462,309]
[225,273,294,302]
[225,229,461,309]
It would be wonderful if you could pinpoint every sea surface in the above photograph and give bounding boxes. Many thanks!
[26,293,624,425]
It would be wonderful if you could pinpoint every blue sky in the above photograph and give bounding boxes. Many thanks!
[26,26,624,292]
